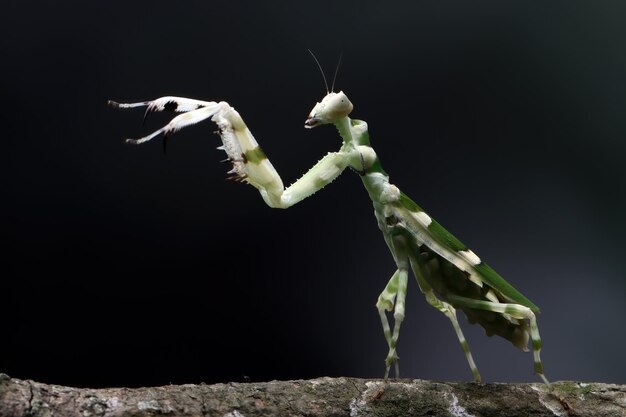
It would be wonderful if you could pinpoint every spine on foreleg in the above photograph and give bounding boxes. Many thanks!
[212,108,246,181]
[212,104,285,207]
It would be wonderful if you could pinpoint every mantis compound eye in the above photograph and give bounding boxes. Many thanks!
[325,91,353,119]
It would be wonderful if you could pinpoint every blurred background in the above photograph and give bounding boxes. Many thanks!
[2,1,625,388]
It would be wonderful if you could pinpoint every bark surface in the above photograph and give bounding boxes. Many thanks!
[1,374,624,417]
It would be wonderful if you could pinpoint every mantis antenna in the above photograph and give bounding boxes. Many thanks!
[331,51,343,93]
[307,49,329,94]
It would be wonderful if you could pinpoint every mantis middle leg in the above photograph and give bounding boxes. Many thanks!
[376,233,410,380]
[376,268,408,380]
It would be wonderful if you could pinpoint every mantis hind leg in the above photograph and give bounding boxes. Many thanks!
[446,294,551,389]
[376,266,408,380]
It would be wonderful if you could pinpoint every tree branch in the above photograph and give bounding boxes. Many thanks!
[1,373,624,417]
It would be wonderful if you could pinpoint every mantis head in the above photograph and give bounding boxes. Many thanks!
[305,91,353,128]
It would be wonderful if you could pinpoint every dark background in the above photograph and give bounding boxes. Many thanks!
[3,1,625,388]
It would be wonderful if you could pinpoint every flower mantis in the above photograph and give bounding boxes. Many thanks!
[109,77,550,388]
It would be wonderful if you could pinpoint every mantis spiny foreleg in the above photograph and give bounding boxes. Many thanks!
[109,94,356,208]
[108,98,221,145]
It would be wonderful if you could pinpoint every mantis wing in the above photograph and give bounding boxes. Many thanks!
[394,192,538,350]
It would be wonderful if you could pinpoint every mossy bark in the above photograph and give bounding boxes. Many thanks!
[1,374,624,417]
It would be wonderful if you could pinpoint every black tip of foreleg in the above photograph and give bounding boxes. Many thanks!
[107,100,120,108]
[163,100,178,111]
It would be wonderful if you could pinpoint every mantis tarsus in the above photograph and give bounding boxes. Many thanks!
[109,78,550,389]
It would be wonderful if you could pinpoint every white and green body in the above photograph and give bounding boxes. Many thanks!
[110,90,549,387]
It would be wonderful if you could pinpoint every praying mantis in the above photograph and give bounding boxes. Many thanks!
[109,68,550,389]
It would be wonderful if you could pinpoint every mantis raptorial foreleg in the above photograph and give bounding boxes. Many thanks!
[109,96,216,115]
[109,96,355,209]
[108,97,220,144]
